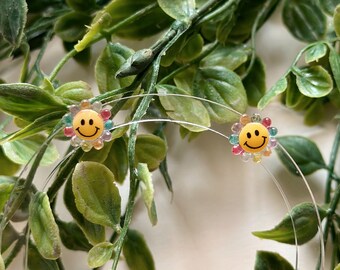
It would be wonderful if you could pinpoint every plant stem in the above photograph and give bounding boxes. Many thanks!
[19,42,31,83]
[325,123,340,203]
[49,49,77,81]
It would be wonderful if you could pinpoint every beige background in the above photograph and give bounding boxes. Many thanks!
[1,7,337,270]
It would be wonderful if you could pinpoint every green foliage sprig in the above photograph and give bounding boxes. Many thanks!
[0,0,340,269]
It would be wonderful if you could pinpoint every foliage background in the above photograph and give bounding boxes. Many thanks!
[1,3,335,269]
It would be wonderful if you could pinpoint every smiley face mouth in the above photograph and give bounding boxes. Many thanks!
[244,136,267,149]
[76,127,100,138]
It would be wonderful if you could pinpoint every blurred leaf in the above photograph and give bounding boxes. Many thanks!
[177,33,203,62]
[63,41,92,65]
[293,66,333,97]
[194,66,247,123]
[2,134,59,166]
[137,163,158,226]
[55,81,93,104]
[334,5,340,37]
[95,42,134,94]
[243,57,266,106]
[0,253,4,270]
[0,147,20,175]
[157,84,210,132]
[0,176,15,212]
[75,0,172,51]
[0,0,27,48]
[174,66,196,92]
[276,136,327,175]
[0,83,66,122]
[135,134,167,171]
[253,202,327,245]
[54,12,91,42]
[29,192,61,259]
[82,140,113,163]
[87,242,114,268]
[123,229,155,270]
[66,0,96,12]
[104,137,128,184]
[64,175,106,245]
[57,220,92,251]
[28,243,59,270]
[200,44,250,71]
[329,47,340,91]
[283,0,326,42]
[229,0,279,42]
[157,0,195,22]
[304,99,324,125]
[335,263,340,270]
[216,2,238,45]
[304,43,327,63]
[2,222,19,252]
[321,0,340,15]
[72,161,121,228]
[255,251,294,270]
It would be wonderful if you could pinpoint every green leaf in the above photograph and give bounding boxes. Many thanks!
[0,176,15,212]
[57,220,92,252]
[137,163,158,226]
[135,134,167,171]
[64,175,106,245]
[29,192,61,260]
[0,83,66,122]
[104,137,128,184]
[243,57,266,107]
[304,43,328,63]
[335,263,340,270]
[253,202,327,245]
[304,100,324,126]
[255,251,294,270]
[293,66,333,98]
[173,66,196,92]
[95,42,135,94]
[0,147,20,175]
[123,229,155,270]
[87,242,114,268]
[329,47,340,91]
[193,66,247,123]
[177,34,203,62]
[156,84,210,132]
[321,0,340,15]
[0,0,27,48]
[276,136,327,175]
[54,12,91,43]
[72,161,121,228]
[157,0,195,22]
[200,44,251,71]
[0,111,64,144]
[81,140,114,163]
[283,0,326,42]
[28,243,59,270]
[285,73,313,111]
[66,0,96,12]
[2,134,59,166]
[334,5,340,37]
[55,81,93,104]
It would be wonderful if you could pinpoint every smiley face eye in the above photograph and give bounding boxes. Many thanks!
[89,119,94,125]
[81,119,85,125]
[255,130,259,136]
[247,132,251,139]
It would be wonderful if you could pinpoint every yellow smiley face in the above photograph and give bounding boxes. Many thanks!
[72,109,104,141]
[239,122,269,153]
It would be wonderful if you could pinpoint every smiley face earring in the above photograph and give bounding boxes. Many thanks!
[63,100,113,152]
[229,113,278,162]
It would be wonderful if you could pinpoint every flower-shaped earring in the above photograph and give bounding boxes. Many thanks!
[63,100,113,152]
[229,113,278,162]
